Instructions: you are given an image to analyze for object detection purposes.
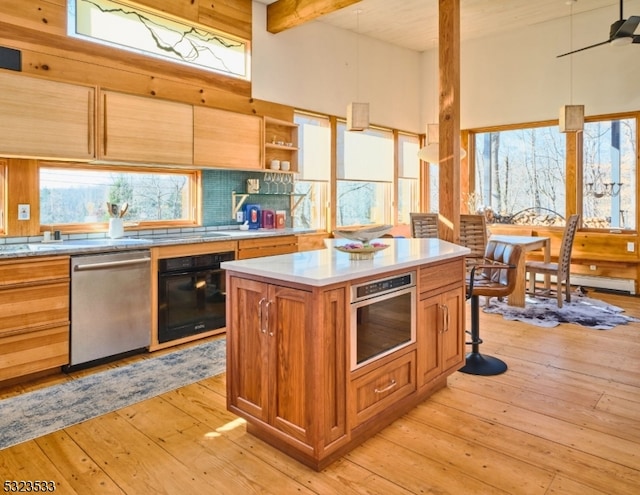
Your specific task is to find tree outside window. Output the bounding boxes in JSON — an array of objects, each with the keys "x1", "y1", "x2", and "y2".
[{"x1": 474, "y1": 125, "x2": 566, "y2": 225}]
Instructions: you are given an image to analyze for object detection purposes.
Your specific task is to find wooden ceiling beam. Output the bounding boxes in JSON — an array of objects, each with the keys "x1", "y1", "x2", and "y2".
[{"x1": 267, "y1": 0, "x2": 362, "y2": 34}]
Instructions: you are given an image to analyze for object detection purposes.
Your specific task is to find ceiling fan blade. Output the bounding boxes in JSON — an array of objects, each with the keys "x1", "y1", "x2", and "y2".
[
  {"x1": 613, "y1": 16, "x2": 640, "y2": 38},
  {"x1": 557, "y1": 40, "x2": 610, "y2": 58}
]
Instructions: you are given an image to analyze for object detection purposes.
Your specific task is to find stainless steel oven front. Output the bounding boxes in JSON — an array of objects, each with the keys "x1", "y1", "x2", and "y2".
[{"x1": 350, "y1": 271, "x2": 417, "y2": 371}]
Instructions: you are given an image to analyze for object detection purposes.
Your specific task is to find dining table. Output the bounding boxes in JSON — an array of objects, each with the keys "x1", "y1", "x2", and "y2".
[{"x1": 489, "y1": 234, "x2": 551, "y2": 307}]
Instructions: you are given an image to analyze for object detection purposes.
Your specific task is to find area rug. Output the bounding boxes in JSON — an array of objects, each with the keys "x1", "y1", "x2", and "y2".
[
  {"x1": 0, "y1": 338, "x2": 226, "y2": 451},
  {"x1": 483, "y1": 295, "x2": 640, "y2": 330}
]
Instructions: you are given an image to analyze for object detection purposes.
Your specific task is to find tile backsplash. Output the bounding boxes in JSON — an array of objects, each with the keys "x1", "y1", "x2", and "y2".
[{"x1": 202, "y1": 169, "x2": 292, "y2": 227}]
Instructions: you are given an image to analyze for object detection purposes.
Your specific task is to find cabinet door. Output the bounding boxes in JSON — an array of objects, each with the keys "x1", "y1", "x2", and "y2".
[
  {"x1": 0, "y1": 72, "x2": 94, "y2": 160},
  {"x1": 417, "y1": 293, "x2": 443, "y2": 386},
  {"x1": 227, "y1": 277, "x2": 269, "y2": 421},
  {"x1": 100, "y1": 91, "x2": 193, "y2": 164},
  {"x1": 440, "y1": 286, "x2": 465, "y2": 373},
  {"x1": 194, "y1": 107, "x2": 262, "y2": 169},
  {"x1": 417, "y1": 287, "x2": 466, "y2": 387},
  {"x1": 269, "y1": 285, "x2": 313, "y2": 444}
]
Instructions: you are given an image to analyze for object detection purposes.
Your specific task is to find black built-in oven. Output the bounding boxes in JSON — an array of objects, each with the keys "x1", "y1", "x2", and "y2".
[{"x1": 157, "y1": 251, "x2": 234, "y2": 343}]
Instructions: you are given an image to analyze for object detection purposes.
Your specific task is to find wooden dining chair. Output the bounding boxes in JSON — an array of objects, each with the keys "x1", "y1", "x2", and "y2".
[
  {"x1": 410, "y1": 212, "x2": 439, "y2": 238},
  {"x1": 526, "y1": 214, "x2": 580, "y2": 308},
  {"x1": 459, "y1": 214, "x2": 488, "y2": 270},
  {"x1": 460, "y1": 240, "x2": 523, "y2": 376}
]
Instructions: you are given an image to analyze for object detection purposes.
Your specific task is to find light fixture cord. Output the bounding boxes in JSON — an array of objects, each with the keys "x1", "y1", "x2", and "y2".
[{"x1": 569, "y1": 1, "x2": 574, "y2": 104}]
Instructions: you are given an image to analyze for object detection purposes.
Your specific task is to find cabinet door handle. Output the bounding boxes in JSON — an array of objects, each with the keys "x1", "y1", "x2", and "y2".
[
  {"x1": 375, "y1": 379, "x2": 397, "y2": 394},
  {"x1": 265, "y1": 300, "x2": 273, "y2": 336},
  {"x1": 258, "y1": 297, "x2": 267, "y2": 333},
  {"x1": 442, "y1": 304, "x2": 450, "y2": 333}
]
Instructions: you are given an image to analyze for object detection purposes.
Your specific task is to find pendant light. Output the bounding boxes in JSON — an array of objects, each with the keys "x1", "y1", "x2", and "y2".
[
  {"x1": 560, "y1": 0, "x2": 584, "y2": 133},
  {"x1": 417, "y1": 40, "x2": 466, "y2": 162},
  {"x1": 347, "y1": 9, "x2": 369, "y2": 131}
]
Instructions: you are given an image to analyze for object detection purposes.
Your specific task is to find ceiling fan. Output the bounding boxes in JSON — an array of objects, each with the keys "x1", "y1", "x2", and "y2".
[{"x1": 557, "y1": 0, "x2": 640, "y2": 57}]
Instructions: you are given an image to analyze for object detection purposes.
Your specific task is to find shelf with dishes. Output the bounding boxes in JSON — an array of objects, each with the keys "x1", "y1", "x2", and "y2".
[{"x1": 264, "y1": 116, "x2": 298, "y2": 172}]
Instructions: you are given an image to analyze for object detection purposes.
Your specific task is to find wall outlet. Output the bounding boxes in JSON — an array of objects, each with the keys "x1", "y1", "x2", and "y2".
[
  {"x1": 589, "y1": 265, "x2": 597, "y2": 271},
  {"x1": 627, "y1": 242, "x2": 635, "y2": 252},
  {"x1": 236, "y1": 211, "x2": 244, "y2": 223},
  {"x1": 18, "y1": 204, "x2": 30, "y2": 220}
]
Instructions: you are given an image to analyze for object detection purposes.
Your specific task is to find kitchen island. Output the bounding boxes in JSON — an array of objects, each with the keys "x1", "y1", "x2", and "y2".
[{"x1": 222, "y1": 238, "x2": 470, "y2": 470}]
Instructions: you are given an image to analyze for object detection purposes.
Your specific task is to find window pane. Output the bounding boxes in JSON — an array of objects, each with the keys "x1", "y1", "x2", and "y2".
[
  {"x1": 398, "y1": 133, "x2": 419, "y2": 178},
  {"x1": 398, "y1": 178, "x2": 419, "y2": 224},
  {"x1": 583, "y1": 118, "x2": 636, "y2": 229},
  {"x1": 40, "y1": 167, "x2": 193, "y2": 225},
  {"x1": 337, "y1": 123, "x2": 394, "y2": 181},
  {"x1": 295, "y1": 112, "x2": 330, "y2": 181},
  {"x1": 292, "y1": 181, "x2": 328, "y2": 230},
  {"x1": 474, "y1": 126, "x2": 566, "y2": 224},
  {"x1": 293, "y1": 112, "x2": 330, "y2": 229},
  {"x1": 69, "y1": 0, "x2": 249, "y2": 80},
  {"x1": 336, "y1": 181, "x2": 391, "y2": 226},
  {"x1": 336, "y1": 122, "x2": 393, "y2": 227}
]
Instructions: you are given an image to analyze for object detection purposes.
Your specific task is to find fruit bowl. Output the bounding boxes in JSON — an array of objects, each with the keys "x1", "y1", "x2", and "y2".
[{"x1": 334, "y1": 242, "x2": 389, "y2": 260}]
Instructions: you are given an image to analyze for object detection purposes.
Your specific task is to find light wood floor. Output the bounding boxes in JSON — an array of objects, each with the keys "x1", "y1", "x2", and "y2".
[{"x1": 1, "y1": 290, "x2": 639, "y2": 494}]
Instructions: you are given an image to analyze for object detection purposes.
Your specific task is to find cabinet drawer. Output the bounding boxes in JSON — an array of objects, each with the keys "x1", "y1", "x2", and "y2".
[
  {"x1": 0, "y1": 281, "x2": 70, "y2": 334},
  {"x1": 0, "y1": 325, "x2": 69, "y2": 382},
  {"x1": 0, "y1": 257, "x2": 69, "y2": 287},
  {"x1": 351, "y1": 351, "x2": 416, "y2": 426},
  {"x1": 419, "y1": 259, "x2": 464, "y2": 294},
  {"x1": 238, "y1": 236, "x2": 298, "y2": 259}
]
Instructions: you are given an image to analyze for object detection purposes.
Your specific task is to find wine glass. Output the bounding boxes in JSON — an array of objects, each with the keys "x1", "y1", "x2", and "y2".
[{"x1": 263, "y1": 172, "x2": 272, "y2": 194}]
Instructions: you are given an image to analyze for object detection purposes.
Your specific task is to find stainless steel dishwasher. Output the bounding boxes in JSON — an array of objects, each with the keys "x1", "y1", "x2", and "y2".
[{"x1": 70, "y1": 250, "x2": 152, "y2": 367}]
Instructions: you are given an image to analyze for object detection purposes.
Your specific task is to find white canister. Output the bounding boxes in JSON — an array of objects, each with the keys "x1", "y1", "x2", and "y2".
[
  {"x1": 270, "y1": 159, "x2": 281, "y2": 170},
  {"x1": 281, "y1": 161, "x2": 290, "y2": 171},
  {"x1": 108, "y1": 218, "x2": 124, "y2": 239}
]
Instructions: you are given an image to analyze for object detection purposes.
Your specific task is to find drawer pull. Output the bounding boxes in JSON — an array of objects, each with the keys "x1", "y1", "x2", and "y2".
[{"x1": 374, "y1": 379, "x2": 397, "y2": 394}]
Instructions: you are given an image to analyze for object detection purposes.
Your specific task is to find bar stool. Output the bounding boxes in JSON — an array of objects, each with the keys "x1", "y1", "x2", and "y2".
[{"x1": 459, "y1": 240, "x2": 523, "y2": 376}]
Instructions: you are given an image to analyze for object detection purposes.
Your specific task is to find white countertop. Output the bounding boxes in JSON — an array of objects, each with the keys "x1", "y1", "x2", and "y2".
[{"x1": 222, "y1": 238, "x2": 470, "y2": 286}]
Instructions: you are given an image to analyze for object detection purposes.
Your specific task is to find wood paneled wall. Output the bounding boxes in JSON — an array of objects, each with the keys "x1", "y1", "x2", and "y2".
[{"x1": 0, "y1": 0, "x2": 291, "y2": 120}]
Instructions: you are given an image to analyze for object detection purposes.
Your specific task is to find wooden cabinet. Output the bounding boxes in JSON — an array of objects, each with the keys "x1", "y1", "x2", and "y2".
[
  {"x1": 237, "y1": 235, "x2": 298, "y2": 259},
  {"x1": 0, "y1": 257, "x2": 70, "y2": 382},
  {"x1": 264, "y1": 116, "x2": 298, "y2": 172},
  {"x1": 417, "y1": 260, "x2": 466, "y2": 387},
  {"x1": 228, "y1": 277, "x2": 318, "y2": 445},
  {"x1": 297, "y1": 232, "x2": 328, "y2": 252},
  {"x1": 227, "y1": 274, "x2": 348, "y2": 468},
  {"x1": 194, "y1": 106, "x2": 262, "y2": 169},
  {"x1": 226, "y1": 254, "x2": 466, "y2": 470},
  {"x1": 99, "y1": 90, "x2": 193, "y2": 165},
  {"x1": 0, "y1": 72, "x2": 95, "y2": 160}
]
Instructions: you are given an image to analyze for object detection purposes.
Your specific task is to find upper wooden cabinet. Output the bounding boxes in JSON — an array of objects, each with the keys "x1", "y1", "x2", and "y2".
[
  {"x1": 0, "y1": 72, "x2": 95, "y2": 160},
  {"x1": 99, "y1": 90, "x2": 193, "y2": 165},
  {"x1": 194, "y1": 106, "x2": 262, "y2": 169}
]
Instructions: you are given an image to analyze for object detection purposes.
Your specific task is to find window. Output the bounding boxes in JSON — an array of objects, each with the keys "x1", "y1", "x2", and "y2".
[
  {"x1": 293, "y1": 112, "x2": 330, "y2": 230},
  {"x1": 39, "y1": 165, "x2": 197, "y2": 228},
  {"x1": 336, "y1": 123, "x2": 393, "y2": 227},
  {"x1": 582, "y1": 117, "x2": 636, "y2": 230},
  {"x1": 473, "y1": 125, "x2": 566, "y2": 225},
  {"x1": 68, "y1": 0, "x2": 249, "y2": 80},
  {"x1": 397, "y1": 133, "x2": 420, "y2": 224}
]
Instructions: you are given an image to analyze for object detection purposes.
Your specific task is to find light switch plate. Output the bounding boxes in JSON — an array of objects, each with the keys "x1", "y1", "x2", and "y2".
[
  {"x1": 18, "y1": 204, "x2": 30, "y2": 220},
  {"x1": 627, "y1": 242, "x2": 635, "y2": 252}
]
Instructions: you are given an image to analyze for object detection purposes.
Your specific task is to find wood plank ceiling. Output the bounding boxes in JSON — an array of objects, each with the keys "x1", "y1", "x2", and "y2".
[{"x1": 257, "y1": 0, "x2": 627, "y2": 52}]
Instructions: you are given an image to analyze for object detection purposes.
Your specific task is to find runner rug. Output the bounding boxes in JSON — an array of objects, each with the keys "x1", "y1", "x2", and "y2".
[
  {"x1": 0, "y1": 338, "x2": 226, "y2": 451},
  {"x1": 483, "y1": 294, "x2": 640, "y2": 330}
]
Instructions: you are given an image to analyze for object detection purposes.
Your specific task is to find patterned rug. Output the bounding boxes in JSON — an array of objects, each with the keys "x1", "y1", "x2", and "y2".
[
  {"x1": 483, "y1": 294, "x2": 640, "y2": 330},
  {"x1": 0, "y1": 338, "x2": 226, "y2": 451}
]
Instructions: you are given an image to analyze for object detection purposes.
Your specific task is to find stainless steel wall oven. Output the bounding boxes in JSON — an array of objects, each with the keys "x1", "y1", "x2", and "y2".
[
  {"x1": 350, "y1": 271, "x2": 417, "y2": 370},
  {"x1": 158, "y1": 251, "x2": 234, "y2": 343}
]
